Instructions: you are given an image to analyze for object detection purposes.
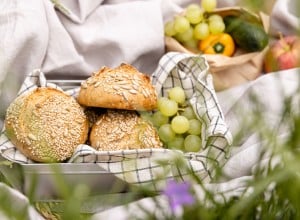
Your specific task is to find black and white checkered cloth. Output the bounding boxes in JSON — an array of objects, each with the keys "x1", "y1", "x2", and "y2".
[{"x1": 0, "y1": 52, "x2": 232, "y2": 189}]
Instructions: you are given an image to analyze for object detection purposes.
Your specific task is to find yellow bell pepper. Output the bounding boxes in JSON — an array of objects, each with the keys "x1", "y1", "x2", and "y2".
[{"x1": 198, "y1": 33, "x2": 235, "y2": 56}]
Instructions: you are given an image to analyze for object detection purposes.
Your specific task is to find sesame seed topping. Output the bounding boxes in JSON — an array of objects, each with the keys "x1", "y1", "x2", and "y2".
[{"x1": 5, "y1": 87, "x2": 88, "y2": 162}]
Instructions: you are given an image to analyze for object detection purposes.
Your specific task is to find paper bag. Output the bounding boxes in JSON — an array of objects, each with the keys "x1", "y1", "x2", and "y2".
[{"x1": 165, "y1": 7, "x2": 270, "y2": 91}]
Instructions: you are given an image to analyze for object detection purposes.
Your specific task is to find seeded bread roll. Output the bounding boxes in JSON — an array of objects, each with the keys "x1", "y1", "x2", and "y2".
[
  {"x1": 5, "y1": 87, "x2": 89, "y2": 163},
  {"x1": 84, "y1": 107, "x2": 106, "y2": 129},
  {"x1": 90, "y1": 110, "x2": 162, "y2": 151},
  {"x1": 77, "y1": 63, "x2": 158, "y2": 111}
]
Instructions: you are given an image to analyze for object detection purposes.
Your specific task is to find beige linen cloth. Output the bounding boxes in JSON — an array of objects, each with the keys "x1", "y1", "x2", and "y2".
[{"x1": 0, "y1": 0, "x2": 300, "y2": 219}]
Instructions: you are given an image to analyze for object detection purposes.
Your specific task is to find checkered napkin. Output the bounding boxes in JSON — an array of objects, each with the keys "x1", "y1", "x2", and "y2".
[{"x1": 0, "y1": 52, "x2": 232, "y2": 190}]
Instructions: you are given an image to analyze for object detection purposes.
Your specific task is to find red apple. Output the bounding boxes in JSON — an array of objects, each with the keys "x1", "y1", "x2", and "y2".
[{"x1": 264, "y1": 35, "x2": 300, "y2": 73}]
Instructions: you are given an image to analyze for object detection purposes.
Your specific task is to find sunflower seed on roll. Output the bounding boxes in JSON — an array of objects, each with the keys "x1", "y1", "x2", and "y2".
[{"x1": 77, "y1": 63, "x2": 158, "y2": 111}]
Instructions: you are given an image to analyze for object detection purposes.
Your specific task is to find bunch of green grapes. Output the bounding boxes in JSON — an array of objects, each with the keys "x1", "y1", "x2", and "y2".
[
  {"x1": 142, "y1": 87, "x2": 203, "y2": 152},
  {"x1": 164, "y1": 0, "x2": 225, "y2": 49}
]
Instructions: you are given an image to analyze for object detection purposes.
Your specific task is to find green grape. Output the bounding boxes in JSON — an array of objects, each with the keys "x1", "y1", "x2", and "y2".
[
  {"x1": 175, "y1": 26, "x2": 194, "y2": 43},
  {"x1": 158, "y1": 124, "x2": 176, "y2": 143},
  {"x1": 184, "y1": 134, "x2": 202, "y2": 152},
  {"x1": 152, "y1": 111, "x2": 169, "y2": 127},
  {"x1": 201, "y1": 0, "x2": 217, "y2": 12},
  {"x1": 139, "y1": 111, "x2": 154, "y2": 124},
  {"x1": 193, "y1": 22, "x2": 210, "y2": 40},
  {"x1": 180, "y1": 106, "x2": 197, "y2": 120},
  {"x1": 183, "y1": 38, "x2": 198, "y2": 49},
  {"x1": 174, "y1": 15, "x2": 191, "y2": 34},
  {"x1": 208, "y1": 14, "x2": 223, "y2": 23},
  {"x1": 186, "y1": 3, "x2": 201, "y2": 11},
  {"x1": 158, "y1": 98, "x2": 178, "y2": 117},
  {"x1": 167, "y1": 135, "x2": 185, "y2": 150},
  {"x1": 209, "y1": 19, "x2": 225, "y2": 34},
  {"x1": 188, "y1": 119, "x2": 202, "y2": 135},
  {"x1": 157, "y1": 97, "x2": 169, "y2": 109},
  {"x1": 164, "y1": 20, "x2": 177, "y2": 37},
  {"x1": 171, "y1": 115, "x2": 190, "y2": 134},
  {"x1": 168, "y1": 86, "x2": 186, "y2": 104},
  {"x1": 174, "y1": 32, "x2": 185, "y2": 43},
  {"x1": 185, "y1": 6, "x2": 204, "y2": 24}
]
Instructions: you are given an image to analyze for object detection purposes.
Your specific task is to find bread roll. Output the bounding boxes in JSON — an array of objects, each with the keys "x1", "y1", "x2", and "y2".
[
  {"x1": 84, "y1": 107, "x2": 106, "y2": 129},
  {"x1": 90, "y1": 110, "x2": 162, "y2": 151},
  {"x1": 5, "y1": 87, "x2": 89, "y2": 162},
  {"x1": 77, "y1": 63, "x2": 158, "y2": 111}
]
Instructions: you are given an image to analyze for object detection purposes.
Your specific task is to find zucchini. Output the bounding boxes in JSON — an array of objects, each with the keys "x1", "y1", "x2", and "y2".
[{"x1": 224, "y1": 15, "x2": 269, "y2": 52}]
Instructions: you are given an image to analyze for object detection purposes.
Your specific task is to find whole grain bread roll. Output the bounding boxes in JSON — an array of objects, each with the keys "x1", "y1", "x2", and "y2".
[
  {"x1": 77, "y1": 63, "x2": 158, "y2": 111},
  {"x1": 5, "y1": 87, "x2": 89, "y2": 163},
  {"x1": 89, "y1": 109, "x2": 162, "y2": 151}
]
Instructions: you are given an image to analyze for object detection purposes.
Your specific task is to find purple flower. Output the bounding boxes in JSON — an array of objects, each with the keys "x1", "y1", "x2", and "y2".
[{"x1": 163, "y1": 179, "x2": 195, "y2": 213}]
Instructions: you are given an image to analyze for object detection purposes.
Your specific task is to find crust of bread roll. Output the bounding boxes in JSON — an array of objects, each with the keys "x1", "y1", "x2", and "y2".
[
  {"x1": 5, "y1": 87, "x2": 89, "y2": 162},
  {"x1": 89, "y1": 109, "x2": 162, "y2": 151},
  {"x1": 77, "y1": 63, "x2": 158, "y2": 111}
]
